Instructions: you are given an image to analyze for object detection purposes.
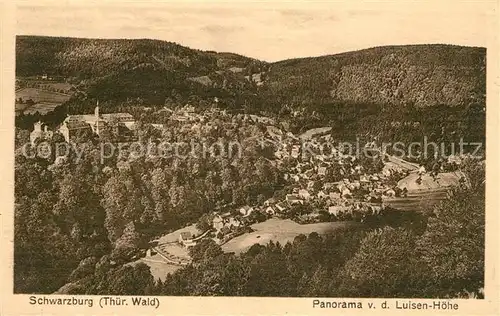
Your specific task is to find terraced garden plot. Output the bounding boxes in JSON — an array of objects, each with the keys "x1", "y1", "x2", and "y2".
[{"x1": 383, "y1": 171, "x2": 462, "y2": 212}]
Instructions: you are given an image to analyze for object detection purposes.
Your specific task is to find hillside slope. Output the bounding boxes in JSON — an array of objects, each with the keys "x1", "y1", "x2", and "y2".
[
  {"x1": 16, "y1": 36, "x2": 267, "y2": 108},
  {"x1": 264, "y1": 44, "x2": 486, "y2": 108},
  {"x1": 16, "y1": 37, "x2": 486, "y2": 110},
  {"x1": 16, "y1": 36, "x2": 264, "y2": 78}
]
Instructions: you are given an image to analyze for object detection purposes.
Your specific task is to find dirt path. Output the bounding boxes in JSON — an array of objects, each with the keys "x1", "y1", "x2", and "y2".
[{"x1": 385, "y1": 154, "x2": 419, "y2": 170}]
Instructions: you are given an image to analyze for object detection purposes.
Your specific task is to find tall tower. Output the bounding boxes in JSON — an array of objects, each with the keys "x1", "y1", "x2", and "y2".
[
  {"x1": 94, "y1": 100, "x2": 100, "y2": 119},
  {"x1": 30, "y1": 121, "x2": 44, "y2": 145},
  {"x1": 33, "y1": 121, "x2": 43, "y2": 132},
  {"x1": 95, "y1": 100, "x2": 100, "y2": 135}
]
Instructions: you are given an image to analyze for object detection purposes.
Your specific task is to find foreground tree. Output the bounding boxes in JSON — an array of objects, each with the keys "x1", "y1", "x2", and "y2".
[
  {"x1": 336, "y1": 227, "x2": 428, "y2": 297},
  {"x1": 417, "y1": 162, "x2": 485, "y2": 297}
]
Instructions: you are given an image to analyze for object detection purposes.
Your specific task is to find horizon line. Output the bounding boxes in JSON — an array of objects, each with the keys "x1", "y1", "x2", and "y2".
[{"x1": 15, "y1": 34, "x2": 487, "y2": 64}]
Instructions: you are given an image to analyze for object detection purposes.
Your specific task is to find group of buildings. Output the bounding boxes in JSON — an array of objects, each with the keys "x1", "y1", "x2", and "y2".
[
  {"x1": 172, "y1": 125, "x2": 412, "y2": 246},
  {"x1": 258, "y1": 127, "x2": 412, "y2": 220},
  {"x1": 30, "y1": 104, "x2": 136, "y2": 144}
]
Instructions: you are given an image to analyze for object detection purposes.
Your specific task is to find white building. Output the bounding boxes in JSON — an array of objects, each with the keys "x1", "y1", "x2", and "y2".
[
  {"x1": 59, "y1": 103, "x2": 135, "y2": 142},
  {"x1": 30, "y1": 121, "x2": 54, "y2": 144}
]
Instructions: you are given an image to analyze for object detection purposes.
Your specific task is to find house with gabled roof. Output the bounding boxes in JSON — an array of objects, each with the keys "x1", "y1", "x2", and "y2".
[
  {"x1": 239, "y1": 206, "x2": 254, "y2": 217},
  {"x1": 179, "y1": 232, "x2": 195, "y2": 248},
  {"x1": 298, "y1": 189, "x2": 311, "y2": 200},
  {"x1": 275, "y1": 202, "x2": 287, "y2": 214},
  {"x1": 318, "y1": 166, "x2": 327, "y2": 176},
  {"x1": 265, "y1": 206, "x2": 276, "y2": 216},
  {"x1": 286, "y1": 194, "x2": 303, "y2": 205}
]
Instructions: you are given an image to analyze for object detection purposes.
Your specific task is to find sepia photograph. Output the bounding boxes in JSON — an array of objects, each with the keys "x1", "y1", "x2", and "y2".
[{"x1": 4, "y1": 0, "x2": 497, "y2": 312}]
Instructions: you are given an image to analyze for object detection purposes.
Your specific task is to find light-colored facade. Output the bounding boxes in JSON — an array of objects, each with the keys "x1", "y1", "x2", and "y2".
[
  {"x1": 30, "y1": 121, "x2": 54, "y2": 144},
  {"x1": 58, "y1": 104, "x2": 135, "y2": 142}
]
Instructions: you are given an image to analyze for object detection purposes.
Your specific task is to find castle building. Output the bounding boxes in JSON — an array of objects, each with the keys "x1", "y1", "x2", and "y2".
[
  {"x1": 30, "y1": 121, "x2": 54, "y2": 144},
  {"x1": 59, "y1": 104, "x2": 135, "y2": 142},
  {"x1": 30, "y1": 102, "x2": 136, "y2": 144}
]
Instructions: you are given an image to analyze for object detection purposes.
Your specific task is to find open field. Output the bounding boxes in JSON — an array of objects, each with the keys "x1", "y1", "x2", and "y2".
[
  {"x1": 222, "y1": 218, "x2": 360, "y2": 255},
  {"x1": 188, "y1": 75, "x2": 213, "y2": 86},
  {"x1": 127, "y1": 253, "x2": 182, "y2": 281},
  {"x1": 16, "y1": 87, "x2": 71, "y2": 115},
  {"x1": 154, "y1": 224, "x2": 200, "y2": 244},
  {"x1": 21, "y1": 102, "x2": 61, "y2": 115},
  {"x1": 16, "y1": 87, "x2": 71, "y2": 103},
  {"x1": 299, "y1": 127, "x2": 332, "y2": 140},
  {"x1": 397, "y1": 171, "x2": 461, "y2": 191}
]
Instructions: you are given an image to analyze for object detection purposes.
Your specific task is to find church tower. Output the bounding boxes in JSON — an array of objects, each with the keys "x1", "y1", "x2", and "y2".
[
  {"x1": 95, "y1": 100, "x2": 101, "y2": 135},
  {"x1": 94, "y1": 100, "x2": 100, "y2": 119}
]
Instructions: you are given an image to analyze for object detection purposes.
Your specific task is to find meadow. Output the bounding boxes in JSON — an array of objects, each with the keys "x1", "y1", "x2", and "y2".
[
  {"x1": 15, "y1": 87, "x2": 71, "y2": 115},
  {"x1": 16, "y1": 87, "x2": 71, "y2": 103},
  {"x1": 222, "y1": 218, "x2": 360, "y2": 255}
]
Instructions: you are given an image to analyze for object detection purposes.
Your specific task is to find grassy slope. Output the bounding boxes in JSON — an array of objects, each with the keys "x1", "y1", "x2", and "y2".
[{"x1": 222, "y1": 218, "x2": 359, "y2": 254}]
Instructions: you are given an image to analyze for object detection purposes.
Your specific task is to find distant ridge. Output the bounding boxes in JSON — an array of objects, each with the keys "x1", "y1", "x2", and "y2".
[
  {"x1": 264, "y1": 44, "x2": 486, "y2": 107},
  {"x1": 16, "y1": 36, "x2": 486, "y2": 109}
]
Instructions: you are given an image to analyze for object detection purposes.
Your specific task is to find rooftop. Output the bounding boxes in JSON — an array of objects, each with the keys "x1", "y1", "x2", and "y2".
[
  {"x1": 64, "y1": 121, "x2": 92, "y2": 130},
  {"x1": 180, "y1": 232, "x2": 193, "y2": 240}
]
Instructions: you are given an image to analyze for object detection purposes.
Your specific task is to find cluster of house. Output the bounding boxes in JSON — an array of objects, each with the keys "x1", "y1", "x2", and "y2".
[
  {"x1": 201, "y1": 169, "x2": 402, "y2": 236},
  {"x1": 261, "y1": 127, "x2": 411, "y2": 220},
  {"x1": 152, "y1": 113, "x2": 469, "y2": 253},
  {"x1": 282, "y1": 175, "x2": 394, "y2": 217},
  {"x1": 210, "y1": 214, "x2": 238, "y2": 243},
  {"x1": 160, "y1": 114, "x2": 470, "y2": 253},
  {"x1": 200, "y1": 202, "x2": 286, "y2": 245},
  {"x1": 175, "y1": 126, "x2": 412, "y2": 237},
  {"x1": 197, "y1": 170, "x2": 400, "y2": 236},
  {"x1": 158, "y1": 104, "x2": 230, "y2": 123},
  {"x1": 234, "y1": 113, "x2": 276, "y2": 125}
]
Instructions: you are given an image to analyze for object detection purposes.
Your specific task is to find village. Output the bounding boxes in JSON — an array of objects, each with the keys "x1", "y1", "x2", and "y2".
[
  {"x1": 28, "y1": 102, "x2": 464, "y2": 230},
  {"x1": 121, "y1": 105, "x2": 466, "y2": 279},
  {"x1": 27, "y1": 103, "x2": 464, "y2": 246},
  {"x1": 24, "y1": 99, "x2": 467, "y2": 279}
]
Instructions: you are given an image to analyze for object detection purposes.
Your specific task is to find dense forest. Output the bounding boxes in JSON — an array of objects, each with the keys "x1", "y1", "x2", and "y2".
[
  {"x1": 263, "y1": 45, "x2": 485, "y2": 108},
  {"x1": 14, "y1": 109, "x2": 485, "y2": 296},
  {"x1": 16, "y1": 156, "x2": 484, "y2": 297},
  {"x1": 16, "y1": 37, "x2": 485, "y2": 113},
  {"x1": 15, "y1": 115, "x2": 285, "y2": 293}
]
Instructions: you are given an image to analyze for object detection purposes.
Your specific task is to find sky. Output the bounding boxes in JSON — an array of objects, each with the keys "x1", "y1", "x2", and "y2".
[{"x1": 16, "y1": 0, "x2": 496, "y2": 62}]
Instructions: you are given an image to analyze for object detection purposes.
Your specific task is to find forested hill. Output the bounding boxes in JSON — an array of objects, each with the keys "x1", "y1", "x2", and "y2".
[
  {"x1": 263, "y1": 44, "x2": 486, "y2": 108},
  {"x1": 16, "y1": 36, "x2": 267, "y2": 108},
  {"x1": 16, "y1": 36, "x2": 486, "y2": 110},
  {"x1": 16, "y1": 36, "x2": 264, "y2": 78}
]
